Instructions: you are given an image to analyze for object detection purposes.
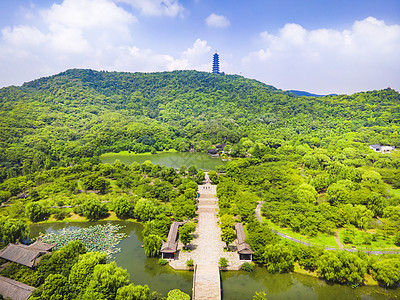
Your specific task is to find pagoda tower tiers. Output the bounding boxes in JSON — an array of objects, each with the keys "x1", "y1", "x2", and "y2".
[{"x1": 212, "y1": 52, "x2": 220, "y2": 74}]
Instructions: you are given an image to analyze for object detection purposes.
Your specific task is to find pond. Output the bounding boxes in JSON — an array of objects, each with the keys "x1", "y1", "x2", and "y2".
[
  {"x1": 100, "y1": 151, "x2": 227, "y2": 170},
  {"x1": 29, "y1": 221, "x2": 400, "y2": 300},
  {"x1": 29, "y1": 221, "x2": 193, "y2": 297}
]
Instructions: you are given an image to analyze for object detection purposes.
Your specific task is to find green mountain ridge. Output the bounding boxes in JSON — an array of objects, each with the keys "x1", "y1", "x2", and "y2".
[{"x1": 0, "y1": 69, "x2": 399, "y2": 180}]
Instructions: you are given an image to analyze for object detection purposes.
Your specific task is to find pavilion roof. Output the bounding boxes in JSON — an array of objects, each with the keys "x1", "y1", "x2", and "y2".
[
  {"x1": 0, "y1": 275, "x2": 34, "y2": 300},
  {"x1": 0, "y1": 242, "x2": 53, "y2": 268},
  {"x1": 235, "y1": 223, "x2": 254, "y2": 255}
]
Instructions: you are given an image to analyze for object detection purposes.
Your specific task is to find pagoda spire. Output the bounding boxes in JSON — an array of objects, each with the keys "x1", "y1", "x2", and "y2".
[{"x1": 212, "y1": 52, "x2": 220, "y2": 74}]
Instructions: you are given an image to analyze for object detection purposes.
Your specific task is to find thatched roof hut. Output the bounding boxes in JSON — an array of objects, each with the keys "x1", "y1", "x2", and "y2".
[{"x1": 0, "y1": 275, "x2": 34, "y2": 300}]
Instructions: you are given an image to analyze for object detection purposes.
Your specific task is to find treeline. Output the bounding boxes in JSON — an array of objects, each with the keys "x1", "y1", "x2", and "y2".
[
  {"x1": 0, "y1": 160, "x2": 201, "y2": 259},
  {"x1": 216, "y1": 137, "x2": 400, "y2": 287},
  {"x1": 1, "y1": 69, "x2": 399, "y2": 181}
]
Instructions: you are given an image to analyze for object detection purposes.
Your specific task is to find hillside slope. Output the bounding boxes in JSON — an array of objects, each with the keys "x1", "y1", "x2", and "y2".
[{"x1": 0, "y1": 69, "x2": 399, "y2": 180}]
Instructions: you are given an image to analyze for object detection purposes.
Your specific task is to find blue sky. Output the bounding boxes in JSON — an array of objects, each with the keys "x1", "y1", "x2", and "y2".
[{"x1": 0, "y1": 0, "x2": 399, "y2": 94}]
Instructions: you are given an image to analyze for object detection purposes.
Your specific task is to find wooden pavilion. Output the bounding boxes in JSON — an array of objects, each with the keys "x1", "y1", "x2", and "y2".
[
  {"x1": 0, "y1": 275, "x2": 34, "y2": 300},
  {"x1": 0, "y1": 241, "x2": 56, "y2": 268},
  {"x1": 160, "y1": 221, "x2": 186, "y2": 259},
  {"x1": 235, "y1": 223, "x2": 254, "y2": 261}
]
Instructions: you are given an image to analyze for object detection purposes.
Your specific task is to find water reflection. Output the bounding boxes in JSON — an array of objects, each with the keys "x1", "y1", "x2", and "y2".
[
  {"x1": 101, "y1": 152, "x2": 227, "y2": 170},
  {"x1": 29, "y1": 222, "x2": 400, "y2": 300}
]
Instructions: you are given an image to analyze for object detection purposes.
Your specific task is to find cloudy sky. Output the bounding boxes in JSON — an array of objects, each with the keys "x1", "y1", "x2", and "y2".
[{"x1": 0, "y1": 0, "x2": 399, "y2": 94}]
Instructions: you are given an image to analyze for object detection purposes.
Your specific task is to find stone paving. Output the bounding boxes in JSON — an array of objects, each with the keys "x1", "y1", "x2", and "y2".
[
  {"x1": 169, "y1": 183, "x2": 243, "y2": 271},
  {"x1": 169, "y1": 181, "x2": 245, "y2": 299}
]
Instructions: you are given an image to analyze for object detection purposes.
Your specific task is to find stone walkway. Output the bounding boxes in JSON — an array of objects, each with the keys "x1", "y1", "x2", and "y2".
[
  {"x1": 169, "y1": 181, "x2": 244, "y2": 299},
  {"x1": 169, "y1": 183, "x2": 242, "y2": 270}
]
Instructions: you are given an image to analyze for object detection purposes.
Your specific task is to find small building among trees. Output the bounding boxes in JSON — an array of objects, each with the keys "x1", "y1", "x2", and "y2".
[
  {"x1": 0, "y1": 275, "x2": 35, "y2": 300},
  {"x1": 160, "y1": 221, "x2": 186, "y2": 259},
  {"x1": 235, "y1": 223, "x2": 253, "y2": 261},
  {"x1": 0, "y1": 240, "x2": 56, "y2": 268},
  {"x1": 369, "y1": 144, "x2": 395, "y2": 154}
]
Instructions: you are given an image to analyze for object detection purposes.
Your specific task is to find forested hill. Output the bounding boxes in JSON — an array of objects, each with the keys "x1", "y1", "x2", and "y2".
[{"x1": 0, "y1": 69, "x2": 399, "y2": 180}]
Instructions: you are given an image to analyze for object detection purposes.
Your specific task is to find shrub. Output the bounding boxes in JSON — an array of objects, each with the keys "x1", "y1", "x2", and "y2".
[
  {"x1": 158, "y1": 259, "x2": 168, "y2": 266},
  {"x1": 186, "y1": 259, "x2": 194, "y2": 267},
  {"x1": 219, "y1": 257, "x2": 228, "y2": 268},
  {"x1": 241, "y1": 262, "x2": 254, "y2": 272}
]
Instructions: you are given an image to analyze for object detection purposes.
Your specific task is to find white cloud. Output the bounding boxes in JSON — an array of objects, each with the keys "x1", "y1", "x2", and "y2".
[
  {"x1": 114, "y1": 38, "x2": 211, "y2": 72},
  {"x1": 0, "y1": 0, "x2": 137, "y2": 86},
  {"x1": 117, "y1": 0, "x2": 185, "y2": 17},
  {"x1": 242, "y1": 17, "x2": 400, "y2": 94},
  {"x1": 2, "y1": 25, "x2": 46, "y2": 46},
  {"x1": 205, "y1": 13, "x2": 230, "y2": 28}
]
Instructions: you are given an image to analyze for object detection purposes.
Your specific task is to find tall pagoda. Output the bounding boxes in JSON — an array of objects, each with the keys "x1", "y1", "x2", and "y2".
[{"x1": 212, "y1": 52, "x2": 220, "y2": 74}]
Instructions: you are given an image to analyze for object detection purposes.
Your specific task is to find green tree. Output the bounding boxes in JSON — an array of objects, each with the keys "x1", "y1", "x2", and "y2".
[
  {"x1": 82, "y1": 198, "x2": 108, "y2": 221},
  {"x1": 373, "y1": 258, "x2": 400, "y2": 288},
  {"x1": 116, "y1": 284, "x2": 150, "y2": 300},
  {"x1": 167, "y1": 289, "x2": 190, "y2": 300},
  {"x1": 188, "y1": 165, "x2": 197, "y2": 177},
  {"x1": 196, "y1": 169, "x2": 205, "y2": 184},
  {"x1": 221, "y1": 227, "x2": 236, "y2": 249},
  {"x1": 317, "y1": 251, "x2": 367, "y2": 286},
  {"x1": 69, "y1": 252, "x2": 107, "y2": 296},
  {"x1": 0, "y1": 217, "x2": 29, "y2": 243},
  {"x1": 25, "y1": 202, "x2": 47, "y2": 222},
  {"x1": 143, "y1": 234, "x2": 163, "y2": 257},
  {"x1": 179, "y1": 222, "x2": 196, "y2": 249},
  {"x1": 219, "y1": 214, "x2": 235, "y2": 230},
  {"x1": 208, "y1": 170, "x2": 219, "y2": 184},
  {"x1": 92, "y1": 177, "x2": 110, "y2": 193},
  {"x1": 263, "y1": 244, "x2": 294, "y2": 273},
  {"x1": 113, "y1": 197, "x2": 134, "y2": 219},
  {"x1": 82, "y1": 262, "x2": 129, "y2": 300},
  {"x1": 31, "y1": 274, "x2": 72, "y2": 300},
  {"x1": 134, "y1": 199, "x2": 162, "y2": 221}
]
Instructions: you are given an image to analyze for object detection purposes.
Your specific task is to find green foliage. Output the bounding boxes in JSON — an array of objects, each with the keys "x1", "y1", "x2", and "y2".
[
  {"x1": 178, "y1": 222, "x2": 196, "y2": 249},
  {"x1": 30, "y1": 274, "x2": 72, "y2": 300},
  {"x1": 196, "y1": 169, "x2": 205, "y2": 184},
  {"x1": 135, "y1": 199, "x2": 162, "y2": 221},
  {"x1": 263, "y1": 244, "x2": 294, "y2": 273},
  {"x1": 82, "y1": 262, "x2": 130, "y2": 300},
  {"x1": 219, "y1": 257, "x2": 228, "y2": 268},
  {"x1": 372, "y1": 257, "x2": 400, "y2": 288},
  {"x1": 0, "y1": 217, "x2": 29, "y2": 243},
  {"x1": 221, "y1": 227, "x2": 236, "y2": 249},
  {"x1": 253, "y1": 291, "x2": 268, "y2": 300},
  {"x1": 246, "y1": 222, "x2": 277, "y2": 262},
  {"x1": 208, "y1": 170, "x2": 219, "y2": 184},
  {"x1": 25, "y1": 202, "x2": 47, "y2": 222},
  {"x1": 241, "y1": 262, "x2": 254, "y2": 272},
  {"x1": 186, "y1": 259, "x2": 194, "y2": 267},
  {"x1": 158, "y1": 259, "x2": 168, "y2": 266},
  {"x1": 81, "y1": 198, "x2": 108, "y2": 221},
  {"x1": 113, "y1": 196, "x2": 135, "y2": 218},
  {"x1": 116, "y1": 284, "x2": 150, "y2": 300},
  {"x1": 317, "y1": 251, "x2": 367, "y2": 286},
  {"x1": 143, "y1": 234, "x2": 163, "y2": 257},
  {"x1": 167, "y1": 289, "x2": 190, "y2": 300}
]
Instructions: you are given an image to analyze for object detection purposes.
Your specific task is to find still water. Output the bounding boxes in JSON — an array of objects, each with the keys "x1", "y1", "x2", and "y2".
[
  {"x1": 30, "y1": 221, "x2": 400, "y2": 300},
  {"x1": 101, "y1": 152, "x2": 227, "y2": 170}
]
